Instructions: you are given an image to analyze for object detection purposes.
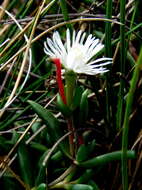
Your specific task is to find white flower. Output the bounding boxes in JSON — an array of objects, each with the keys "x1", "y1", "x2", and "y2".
[{"x1": 44, "y1": 29, "x2": 112, "y2": 75}]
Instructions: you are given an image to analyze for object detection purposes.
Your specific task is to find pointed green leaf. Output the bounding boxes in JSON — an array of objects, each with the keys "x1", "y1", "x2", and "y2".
[
  {"x1": 28, "y1": 100, "x2": 69, "y2": 156},
  {"x1": 66, "y1": 184, "x2": 93, "y2": 190},
  {"x1": 77, "y1": 150, "x2": 135, "y2": 168},
  {"x1": 79, "y1": 89, "x2": 89, "y2": 124},
  {"x1": 76, "y1": 140, "x2": 96, "y2": 162},
  {"x1": 18, "y1": 143, "x2": 33, "y2": 187},
  {"x1": 71, "y1": 86, "x2": 83, "y2": 110},
  {"x1": 57, "y1": 94, "x2": 72, "y2": 117},
  {"x1": 28, "y1": 100, "x2": 62, "y2": 141}
]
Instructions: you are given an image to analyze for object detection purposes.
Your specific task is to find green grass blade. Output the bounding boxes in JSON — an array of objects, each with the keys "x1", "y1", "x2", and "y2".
[
  {"x1": 116, "y1": 0, "x2": 126, "y2": 130},
  {"x1": 122, "y1": 48, "x2": 142, "y2": 190},
  {"x1": 105, "y1": 0, "x2": 112, "y2": 124},
  {"x1": 59, "y1": 0, "x2": 72, "y2": 30}
]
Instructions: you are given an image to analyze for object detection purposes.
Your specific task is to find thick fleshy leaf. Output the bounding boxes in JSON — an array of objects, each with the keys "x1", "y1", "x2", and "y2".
[
  {"x1": 79, "y1": 89, "x2": 89, "y2": 124},
  {"x1": 28, "y1": 100, "x2": 63, "y2": 141},
  {"x1": 28, "y1": 100, "x2": 69, "y2": 156},
  {"x1": 76, "y1": 140, "x2": 96, "y2": 162},
  {"x1": 36, "y1": 183, "x2": 47, "y2": 190},
  {"x1": 57, "y1": 94, "x2": 72, "y2": 117},
  {"x1": 75, "y1": 169, "x2": 94, "y2": 184},
  {"x1": 76, "y1": 150, "x2": 135, "y2": 168},
  {"x1": 65, "y1": 184, "x2": 93, "y2": 190},
  {"x1": 71, "y1": 86, "x2": 83, "y2": 110},
  {"x1": 18, "y1": 143, "x2": 33, "y2": 187}
]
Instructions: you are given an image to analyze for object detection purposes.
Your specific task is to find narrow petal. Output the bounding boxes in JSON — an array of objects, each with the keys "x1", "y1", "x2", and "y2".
[
  {"x1": 44, "y1": 41, "x2": 55, "y2": 57},
  {"x1": 80, "y1": 31, "x2": 86, "y2": 44},
  {"x1": 66, "y1": 28, "x2": 71, "y2": 52},
  {"x1": 53, "y1": 32, "x2": 67, "y2": 55},
  {"x1": 72, "y1": 30, "x2": 76, "y2": 46},
  {"x1": 47, "y1": 38, "x2": 61, "y2": 57},
  {"x1": 84, "y1": 34, "x2": 94, "y2": 48},
  {"x1": 93, "y1": 43, "x2": 104, "y2": 53},
  {"x1": 88, "y1": 57, "x2": 112, "y2": 66},
  {"x1": 44, "y1": 47, "x2": 54, "y2": 57},
  {"x1": 86, "y1": 39, "x2": 100, "y2": 54},
  {"x1": 75, "y1": 30, "x2": 83, "y2": 44},
  {"x1": 44, "y1": 29, "x2": 112, "y2": 76}
]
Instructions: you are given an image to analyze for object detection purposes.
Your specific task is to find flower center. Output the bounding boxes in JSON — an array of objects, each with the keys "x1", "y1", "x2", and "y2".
[
  {"x1": 70, "y1": 44, "x2": 85, "y2": 61},
  {"x1": 67, "y1": 44, "x2": 86, "y2": 70}
]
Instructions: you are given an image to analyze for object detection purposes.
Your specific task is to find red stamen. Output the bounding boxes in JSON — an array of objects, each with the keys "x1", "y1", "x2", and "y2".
[{"x1": 52, "y1": 58, "x2": 67, "y2": 104}]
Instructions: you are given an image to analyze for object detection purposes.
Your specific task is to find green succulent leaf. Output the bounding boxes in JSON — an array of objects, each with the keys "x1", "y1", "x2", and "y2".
[
  {"x1": 76, "y1": 144, "x2": 89, "y2": 162},
  {"x1": 28, "y1": 100, "x2": 62, "y2": 141},
  {"x1": 76, "y1": 140, "x2": 96, "y2": 162},
  {"x1": 79, "y1": 89, "x2": 89, "y2": 124},
  {"x1": 28, "y1": 100, "x2": 69, "y2": 156},
  {"x1": 37, "y1": 183, "x2": 47, "y2": 190},
  {"x1": 66, "y1": 184, "x2": 93, "y2": 190},
  {"x1": 77, "y1": 150, "x2": 135, "y2": 168},
  {"x1": 33, "y1": 183, "x2": 47, "y2": 190},
  {"x1": 18, "y1": 143, "x2": 33, "y2": 187},
  {"x1": 75, "y1": 169, "x2": 94, "y2": 184},
  {"x1": 71, "y1": 86, "x2": 84, "y2": 110},
  {"x1": 57, "y1": 94, "x2": 72, "y2": 117}
]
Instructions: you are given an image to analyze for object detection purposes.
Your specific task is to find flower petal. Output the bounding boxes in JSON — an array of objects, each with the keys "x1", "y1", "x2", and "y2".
[
  {"x1": 75, "y1": 30, "x2": 83, "y2": 44},
  {"x1": 66, "y1": 28, "x2": 71, "y2": 52},
  {"x1": 44, "y1": 29, "x2": 112, "y2": 76}
]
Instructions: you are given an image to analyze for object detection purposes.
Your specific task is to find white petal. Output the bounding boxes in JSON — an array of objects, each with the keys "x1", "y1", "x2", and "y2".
[
  {"x1": 44, "y1": 29, "x2": 112, "y2": 76},
  {"x1": 44, "y1": 47, "x2": 54, "y2": 57},
  {"x1": 47, "y1": 38, "x2": 61, "y2": 57},
  {"x1": 86, "y1": 39, "x2": 100, "y2": 53},
  {"x1": 44, "y1": 41, "x2": 55, "y2": 57},
  {"x1": 72, "y1": 30, "x2": 76, "y2": 46},
  {"x1": 88, "y1": 57, "x2": 112, "y2": 66},
  {"x1": 53, "y1": 32, "x2": 67, "y2": 55},
  {"x1": 80, "y1": 31, "x2": 86, "y2": 44},
  {"x1": 84, "y1": 39, "x2": 101, "y2": 62},
  {"x1": 84, "y1": 34, "x2": 94, "y2": 48},
  {"x1": 90, "y1": 43, "x2": 104, "y2": 58},
  {"x1": 75, "y1": 30, "x2": 83, "y2": 44},
  {"x1": 66, "y1": 28, "x2": 71, "y2": 52}
]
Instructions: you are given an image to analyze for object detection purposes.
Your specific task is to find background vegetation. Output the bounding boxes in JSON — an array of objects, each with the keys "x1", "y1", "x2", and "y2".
[{"x1": 0, "y1": 0, "x2": 142, "y2": 190}]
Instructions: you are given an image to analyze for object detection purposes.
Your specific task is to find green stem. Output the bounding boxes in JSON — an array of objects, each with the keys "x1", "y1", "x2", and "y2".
[
  {"x1": 67, "y1": 117, "x2": 74, "y2": 157},
  {"x1": 105, "y1": 0, "x2": 112, "y2": 124},
  {"x1": 59, "y1": 0, "x2": 72, "y2": 30},
  {"x1": 65, "y1": 70, "x2": 77, "y2": 156},
  {"x1": 116, "y1": 0, "x2": 126, "y2": 130},
  {"x1": 122, "y1": 48, "x2": 142, "y2": 190},
  {"x1": 105, "y1": 0, "x2": 112, "y2": 57},
  {"x1": 65, "y1": 70, "x2": 77, "y2": 107}
]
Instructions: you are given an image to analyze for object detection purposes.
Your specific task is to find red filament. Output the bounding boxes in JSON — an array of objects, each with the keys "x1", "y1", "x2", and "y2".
[{"x1": 52, "y1": 58, "x2": 67, "y2": 104}]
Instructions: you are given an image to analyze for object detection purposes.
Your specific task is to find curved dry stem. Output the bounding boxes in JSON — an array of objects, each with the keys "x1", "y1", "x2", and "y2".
[
  {"x1": 0, "y1": 0, "x2": 53, "y2": 116},
  {"x1": 0, "y1": 6, "x2": 32, "y2": 117},
  {"x1": 0, "y1": 17, "x2": 121, "y2": 72},
  {"x1": 42, "y1": 131, "x2": 72, "y2": 166},
  {"x1": 48, "y1": 165, "x2": 75, "y2": 187},
  {"x1": 0, "y1": 0, "x2": 9, "y2": 19},
  {"x1": 0, "y1": 0, "x2": 56, "y2": 58}
]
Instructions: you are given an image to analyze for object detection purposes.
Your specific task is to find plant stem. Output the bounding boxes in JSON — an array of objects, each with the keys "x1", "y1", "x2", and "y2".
[
  {"x1": 105, "y1": 0, "x2": 112, "y2": 124},
  {"x1": 122, "y1": 48, "x2": 142, "y2": 190},
  {"x1": 67, "y1": 117, "x2": 74, "y2": 157},
  {"x1": 65, "y1": 70, "x2": 77, "y2": 107},
  {"x1": 53, "y1": 58, "x2": 67, "y2": 104},
  {"x1": 116, "y1": 0, "x2": 126, "y2": 129},
  {"x1": 59, "y1": 0, "x2": 72, "y2": 30},
  {"x1": 65, "y1": 70, "x2": 77, "y2": 156},
  {"x1": 105, "y1": 0, "x2": 112, "y2": 57}
]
